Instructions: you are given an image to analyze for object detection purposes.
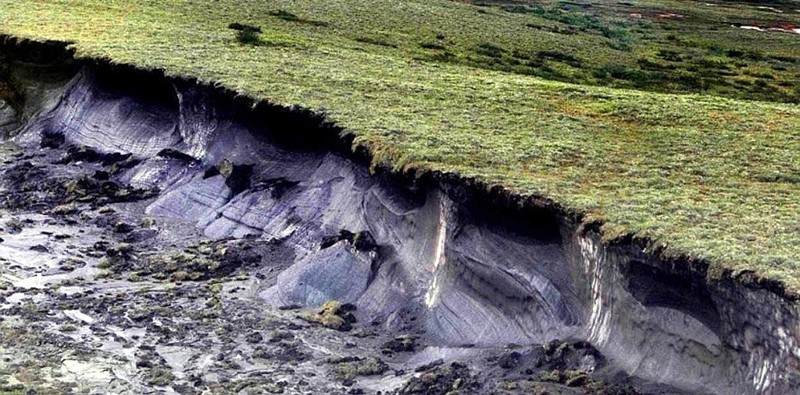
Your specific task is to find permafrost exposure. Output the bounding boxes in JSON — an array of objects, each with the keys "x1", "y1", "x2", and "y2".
[{"x1": 0, "y1": 39, "x2": 798, "y2": 394}]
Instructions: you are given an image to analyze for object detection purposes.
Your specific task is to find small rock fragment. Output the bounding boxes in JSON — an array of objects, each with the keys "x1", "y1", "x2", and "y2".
[
  {"x1": 245, "y1": 332, "x2": 264, "y2": 344},
  {"x1": 498, "y1": 351, "x2": 522, "y2": 369},
  {"x1": 382, "y1": 335, "x2": 416, "y2": 354}
]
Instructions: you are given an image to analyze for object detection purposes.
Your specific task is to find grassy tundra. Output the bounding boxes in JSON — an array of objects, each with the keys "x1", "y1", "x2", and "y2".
[{"x1": 1, "y1": 0, "x2": 799, "y2": 292}]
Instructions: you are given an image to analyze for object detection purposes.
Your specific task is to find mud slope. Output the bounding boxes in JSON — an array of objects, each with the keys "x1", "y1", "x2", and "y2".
[{"x1": 0, "y1": 39, "x2": 798, "y2": 394}]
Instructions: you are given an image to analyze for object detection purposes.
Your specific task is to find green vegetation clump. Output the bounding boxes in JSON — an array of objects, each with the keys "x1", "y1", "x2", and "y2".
[
  {"x1": 1, "y1": 0, "x2": 800, "y2": 293},
  {"x1": 229, "y1": 22, "x2": 263, "y2": 45},
  {"x1": 300, "y1": 301, "x2": 357, "y2": 331},
  {"x1": 329, "y1": 356, "x2": 389, "y2": 381},
  {"x1": 145, "y1": 367, "x2": 175, "y2": 387}
]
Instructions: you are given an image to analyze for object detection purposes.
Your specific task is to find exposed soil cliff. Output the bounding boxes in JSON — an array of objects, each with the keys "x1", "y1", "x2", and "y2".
[{"x1": 0, "y1": 37, "x2": 797, "y2": 394}]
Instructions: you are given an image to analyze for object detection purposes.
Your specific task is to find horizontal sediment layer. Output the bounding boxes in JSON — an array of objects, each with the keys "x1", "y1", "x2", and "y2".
[{"x1": 1, "y1": 36, "x2": 798, "y2": 394}]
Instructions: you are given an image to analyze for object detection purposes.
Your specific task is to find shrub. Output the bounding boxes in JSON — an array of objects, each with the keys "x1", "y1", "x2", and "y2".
[
  {"x1": 771, "y1": 55, "x2": 798, "y2": 64},
  {"x1": 476, "y1": 42, "x2": 506, "y2": 58},
  {"x1": 754, "y1": 79, "x2": 770, "y2": 88},
  {"x1": 657, "y1": 49, "x2": 682, "y2": 62},
  {"x1": 726, "y1": 48, "x2": 764, "y2": 61},
  {"x1": 511, "y1": 49, "x2": 532, "y2": 60},
  {"x1": 744, "y1": 70, "x2": 776, "y2": 80},
  {"x1": 637, "y1": 58, "x2": 675, "y2": 71},
  {"x1": 229, "y1": 22, "x2": 263, "y2": 46},
  {"x1": 236, "y1": 30, "x2": 262, "y2": 46},
  {"x1": 228, "y1": 22, "x2": 262, "y2": 33},
  {"x1": 501, "y1": 5, "x2": 534, "y2": 14},
  {"x1": 420, "y1": 42, "x2": 446, "y2": 50},
  {"x1": 694, "y1": 57, "x2": 731, "y2": 70},
  {"x1": 537, "y1": 50, "x2": 583, "y2": 68}
]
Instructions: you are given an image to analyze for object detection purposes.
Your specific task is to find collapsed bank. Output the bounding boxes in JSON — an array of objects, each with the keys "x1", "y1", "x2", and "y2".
[{"x1": 0, "y1": 37, "x2": 798, "y2": 394}]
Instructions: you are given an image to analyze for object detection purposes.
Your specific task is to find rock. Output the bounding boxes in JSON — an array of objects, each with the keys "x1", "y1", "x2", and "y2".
[
  {"x1": 58, "y1": 258, "x2": 85, "y2": 272},
  {"x1": 382, "y1": 335, "x2": 416, "y2": 354},
  {"x1": 497, "y1": 351, "x2": 521, "y2": 369},
  {"x1": 414, "y1": 359, "x2": 443, "y2": 373},
  {"x1": 253, "y1": 342, "x2": 310, "y2": 363},
  {"x1": 124, "y1": 229, "x2": 158, "y2": 243},
  {"x1": 268, "y1": 331, "x2": 295, "y2": 343},
  {"x1": 245, "y1": 332, "x2": 263, "y2": 344},
  {"x1": 114, "y1": 221, "x2": 134, "y2": 233},
  {"x1": 29, "y1": 244, "x2": 49, "y2": 253},
  {"x1": 139, "y1": 217, "x2": 156, "y2": 228},
  {"x1": 538, "y1": 340, "x2": 605, "y2": 372},
  {"x1": 47, "y1": 203, "x2": 79, "y2": 215},
  {"x1": 398, "y1": 362, "x2": 477, "y2": 394},
  {"x1": 4, "y1": 218, "x2": 22, "y2": 234},
  {"x1": 156, "y1": 148, "x2": 196, "y2": 163},
  {"x1": 135, "y1": 359, "x2": 153, "y2": 369}
]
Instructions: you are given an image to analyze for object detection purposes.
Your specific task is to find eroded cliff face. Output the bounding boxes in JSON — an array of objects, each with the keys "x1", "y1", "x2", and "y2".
[{"x1": 0, "y1": 40, "x2": 797, "y2": 394}]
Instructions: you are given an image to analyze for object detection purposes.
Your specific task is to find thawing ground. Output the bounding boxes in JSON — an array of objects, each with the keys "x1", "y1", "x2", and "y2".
[{"x1": 0, "y1": 140, "x2": 677, "y2": 395}]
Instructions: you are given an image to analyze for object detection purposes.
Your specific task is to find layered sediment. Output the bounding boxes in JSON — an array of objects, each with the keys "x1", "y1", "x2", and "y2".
[{"x1": 0, "y1": 38, "x2": 797, "y2": 394}]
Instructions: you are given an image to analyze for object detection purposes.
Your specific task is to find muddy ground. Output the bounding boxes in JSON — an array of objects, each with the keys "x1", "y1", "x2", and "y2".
[{"x1": 0, "y1": 139, "x2": 685, "y2": 395}]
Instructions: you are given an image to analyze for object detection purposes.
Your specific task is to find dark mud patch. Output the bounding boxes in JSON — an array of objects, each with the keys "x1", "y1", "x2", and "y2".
[{"x1": 0, "y1": 159, "x2": 157, "y2": 211}]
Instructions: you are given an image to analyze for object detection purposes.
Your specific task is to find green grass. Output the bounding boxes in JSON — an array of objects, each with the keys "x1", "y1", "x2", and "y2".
[
  {"x1": 0, "y1": 0, "x2": 799, "y2": 294},
  {"x1": 462, "y1": 0, "x2": 800, "y2": 102}
]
